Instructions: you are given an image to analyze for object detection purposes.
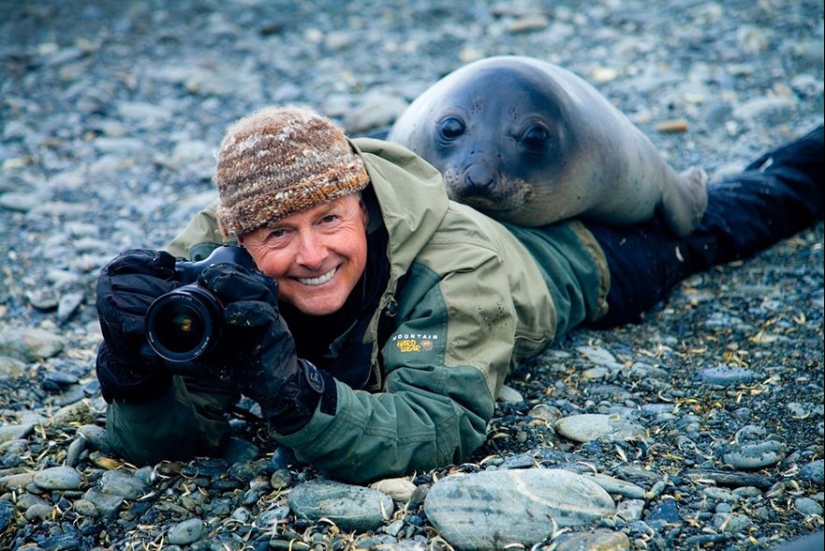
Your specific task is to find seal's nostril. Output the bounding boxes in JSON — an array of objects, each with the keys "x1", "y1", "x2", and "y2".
[{"x1": 465, "y1": 165, "x2": 497, "y2": 193}]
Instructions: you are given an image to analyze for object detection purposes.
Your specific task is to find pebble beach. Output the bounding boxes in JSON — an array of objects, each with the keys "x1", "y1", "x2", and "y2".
[{"x1": 1, "y1": 1, "x2": 823, "y2": 550}]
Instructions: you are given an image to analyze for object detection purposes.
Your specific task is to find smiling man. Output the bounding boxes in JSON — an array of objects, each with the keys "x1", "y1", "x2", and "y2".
[{"x1": 94, "y1": 106, "x2": 823, "y2": 482}]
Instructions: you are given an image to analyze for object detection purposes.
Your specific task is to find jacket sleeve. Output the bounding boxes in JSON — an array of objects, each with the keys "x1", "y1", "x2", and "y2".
[
  {"x1": 276, "y1": 255, "x2": 518, "y2": 483},
  {"x1": 105, "y1": 377, "x2": 237, "y2": 465},
  {"x1": 164, "y1": 197, "x2": 227, "y2": 259}
]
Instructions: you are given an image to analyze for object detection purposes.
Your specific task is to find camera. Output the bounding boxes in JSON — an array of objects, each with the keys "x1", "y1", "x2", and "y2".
[{"x1": 145, "y1": 245, "x2": 262, "y2": 364}]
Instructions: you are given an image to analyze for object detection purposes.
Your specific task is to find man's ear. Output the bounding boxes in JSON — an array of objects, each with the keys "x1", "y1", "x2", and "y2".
[{"x1": 359, "y1": 198, "x2": 370, "y2": 228}]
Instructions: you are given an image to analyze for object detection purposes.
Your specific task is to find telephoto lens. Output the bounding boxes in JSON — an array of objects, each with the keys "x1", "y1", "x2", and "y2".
[
  {"x1": 145, "y1": 245, "x2": 258, "y2": 363},
  {"x1": 144, "y1": 284, "x2": 223, "y2": 363}
]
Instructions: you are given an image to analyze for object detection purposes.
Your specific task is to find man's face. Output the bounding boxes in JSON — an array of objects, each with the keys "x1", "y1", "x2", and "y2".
[{"x1": 240, "y1": 193, "x2": 370, "y2": 316}]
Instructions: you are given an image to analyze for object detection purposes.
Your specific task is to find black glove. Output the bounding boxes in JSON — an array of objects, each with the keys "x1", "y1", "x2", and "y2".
[
  {"x1": 95, "y1": 249, "x2": 180, "y2": 402},
  {"x1": 198, "y1": 263, "x2": 332, "y2": 433}
]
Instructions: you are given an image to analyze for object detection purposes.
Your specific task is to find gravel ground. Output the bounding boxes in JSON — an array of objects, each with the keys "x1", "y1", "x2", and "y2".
[{"x1": 0, "y1": 0, "x2": 823, "y2": 550}]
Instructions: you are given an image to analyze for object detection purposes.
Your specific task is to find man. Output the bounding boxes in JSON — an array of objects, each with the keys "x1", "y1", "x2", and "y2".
[{"x1": 95, "y1": 106, "x2": 823, "y2": 483}]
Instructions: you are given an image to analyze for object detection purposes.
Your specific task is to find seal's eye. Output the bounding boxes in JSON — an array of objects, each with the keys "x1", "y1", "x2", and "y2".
[
  {"x1": 439, "y1": 117, "x2": 465, "y2": 140},
  {"x1": 521, "y1": 126, "x2": 549, "y2": 154}
]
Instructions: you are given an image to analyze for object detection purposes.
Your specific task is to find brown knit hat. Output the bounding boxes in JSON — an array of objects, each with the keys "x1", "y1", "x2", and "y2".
[{"x1": 214, "y1": 106, "x2": 370, "y2": 237}]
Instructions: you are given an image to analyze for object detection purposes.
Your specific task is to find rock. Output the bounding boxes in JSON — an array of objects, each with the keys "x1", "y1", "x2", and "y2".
[
  {"x1": 0, "y1": 472, "x2": 36, "y2": 491},
  {"x1": 369, "y1": 477, "x2": 417, "y2": 503},
  {"x1": 288, "y1": 480, "x2": 394, "y2": 532},
  {"x1": 554, "y1": 414, "x2": 647, "y2": 443},
  {"x1": 76, "y1": 424, "x2": 112, "y2": 453},
  {"x1": 496, "y1": 384, "x2": 524, "y2": 403},
  {"x1": 553, "y1": 529, "x2": 631, "y2": 551},
  {"x1": 696, "y1": 366, "x2": 758, "y2": 386},
  {"x1": 576, "y1": 345, "x2": 623, "y2": 369},
  {"x1": 0, "y1": 326, "x2": 65, "y2": 362},
  {"x1": 99, "y1": 470, "x2": 148, "y2": 500},
  {"x1": 167, "y1": 518, "x2": 205, "y2": 545},
  {"x1": 723, "y1": 440, "x2": 786, "y2": 470},
  {"x1": 712, "y1": 511, "x2": 751, "y2": 534},
  {"x1": 0, "y1": 500, "x2": 15, "y2": 532},
  {"x1": 582, "y1": 473, "x2": 646, "y2": 499},
  {"x1": 33, "y1": 465, "x2": 86, "y2": 491},
  {"x1": 799, "y1": 460, "x2": 824, "y2": 485},
  {"x1": 82, "y1": 488, "x2": 125, "y2": 517},
  {"x1": 424, "y1": 469, "x2": 615, "y2": 550},
  {"x1": 733, "y1": 96, "x2": 797, "y2": 122},
  {"x1": 616, "y1": 499, "x2": 646, "y2": 522},
  {"x1": 645, "y1": 499, "x2": 681, "y2": 529},
  {"x1": 56, "y1": 291, "x2": 84, "y2": 322},
  {"x1": 0, "y1": 422, "x2": 35, "y2": 445},
  {"x1": 794, "y1": 497, "x2": 823, "y2": 516}
]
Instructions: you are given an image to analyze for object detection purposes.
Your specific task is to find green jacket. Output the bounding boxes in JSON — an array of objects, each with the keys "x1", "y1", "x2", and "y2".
[{"x1": 106, "y1": 139, "x2": 609, "y2": 483}]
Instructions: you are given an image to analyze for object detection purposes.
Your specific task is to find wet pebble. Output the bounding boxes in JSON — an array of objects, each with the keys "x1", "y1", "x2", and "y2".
[
  {"x1": 723, "y1": 440, "x2": 786, "y2": 470},
  {"x1": 696, "y1": 366, "x2": 758, "y2": 386},
  {"x1": 167, "y1": 518, "x2": 205, "y2": 545},
  {"x1": 32, "y1": 466, "x2": 85, "y2": 491},
  {"x1": 0, "y1": 500, "x2": 15, "y2": 531},
  {"x1": 287, "y1": 479, "x2": 394, "y2": 532},
  {"x1": 554, "y1": 529, "x2": 631, "y2": 551},
  {"x1": 0, "y1": 326, "x2": 65, "y2": 362},
  {"x1": 76, "y1": 424, "x2": 112, "y2": 453},
  {"x1": 424, "y1": 469, "x2": 615, "y2": 550},
  {"x1": 554, "y1": 414, "x2": 647, "y2": 443},
  {"x1": 583, "y1": 473, "x2": 646, "y2": 499},
  {"x1": 369, "y1": 477, "x2": 417, "y2": 503},
  {"x1": 98, "y1": 470, "x2": 148, "y2": 500},
  {"x1": 799, "y1": 460, "x2": 824, "y2": 485},
  {"x1": 794, "y1": 497, "x2": 823, "y2": 516}
]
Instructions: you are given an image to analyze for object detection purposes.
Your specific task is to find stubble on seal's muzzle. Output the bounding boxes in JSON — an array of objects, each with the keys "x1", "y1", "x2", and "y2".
[{"x1": 442, "y1": 166, "x2": 536, "y2": 219}]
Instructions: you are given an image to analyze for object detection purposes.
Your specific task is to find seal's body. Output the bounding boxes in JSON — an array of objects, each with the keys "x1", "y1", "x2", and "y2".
[{"x1": 387, "y1": 56, "x2": 707, "y2": 235}]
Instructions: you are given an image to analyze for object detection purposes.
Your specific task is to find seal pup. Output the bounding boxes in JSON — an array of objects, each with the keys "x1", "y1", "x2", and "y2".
[{"x1": 387, "y1": 56, "x2": 707, "y2": 236}]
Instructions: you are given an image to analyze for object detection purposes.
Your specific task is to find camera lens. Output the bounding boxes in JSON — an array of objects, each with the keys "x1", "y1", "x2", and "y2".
[{"x1": 145, "y1": 285, "x2": 223, "y2": 363}]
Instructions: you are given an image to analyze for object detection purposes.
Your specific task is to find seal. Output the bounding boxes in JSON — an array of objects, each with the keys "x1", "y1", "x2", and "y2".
[{"x1": 387, "y1": 56, "x2": 707, "y2": 236}]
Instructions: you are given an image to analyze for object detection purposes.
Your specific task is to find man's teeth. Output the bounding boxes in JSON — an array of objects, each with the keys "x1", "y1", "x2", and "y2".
[{"x1": 298, "y1": 269, "x2": 335, "y2": 286}]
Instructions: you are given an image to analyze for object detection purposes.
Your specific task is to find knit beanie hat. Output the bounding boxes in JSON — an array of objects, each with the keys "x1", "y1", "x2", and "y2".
[{"x1": 215, "y1": 106, "x2": 370, "y2": 237}]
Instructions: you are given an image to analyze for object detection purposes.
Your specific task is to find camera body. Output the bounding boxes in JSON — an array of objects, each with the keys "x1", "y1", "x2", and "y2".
[{"x1": 145, "y1": 245, "x2": 262, "y2": 364}]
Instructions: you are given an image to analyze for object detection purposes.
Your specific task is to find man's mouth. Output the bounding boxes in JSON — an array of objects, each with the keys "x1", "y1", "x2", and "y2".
[{"x1": 297, "y1": 268, "x2": 336, "y2": 286}]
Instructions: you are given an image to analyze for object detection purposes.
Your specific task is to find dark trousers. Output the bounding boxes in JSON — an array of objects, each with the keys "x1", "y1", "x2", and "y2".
[{"x1": 588, "y1": 125, "x2": 824, "y2": 328}]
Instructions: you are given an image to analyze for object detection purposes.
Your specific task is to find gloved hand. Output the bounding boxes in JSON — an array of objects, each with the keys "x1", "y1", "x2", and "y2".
[
  {"x1": 95, "y1": 249, "x2": 180, "y2": 402},
  {"x1": 198, "y1": 262, "x2": 329, "y2": 432}
]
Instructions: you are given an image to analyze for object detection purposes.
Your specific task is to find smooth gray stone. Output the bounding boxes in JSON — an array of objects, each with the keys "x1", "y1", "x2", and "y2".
[
  {"x1": 771, "y1": 531, "x2": 824, "y2": 551},
  {"x1": 0, "y1": 355, "x2": 26, "y2": 379},
  {"x1": 799, "y1": 460, "x2": 824, "y2": 485},
  {"x1": 554, "y1": 529, "x2": 631, "y2": 551},
  {"x1": 99, "y1": 470, "x2": 148, "y2": 500},
  {"x1": 723, "y1": 440, "x2": 786, "y2": 469},
  {"x1": 82, "y1": 487, "x2": 125, "y2": 517},
  {"x1": 288, "y1": 479, "x2": 394, "y2": 532},
  {"x1": 582, "y1": 472, "x2": 646, "y2": 499},
  {"x1": 424, "y1": 468, "x2": 615, "y2": 551},
  {"x1": 33, "y1": 465, "x2": 85, "y2": 491},
  {"x1": 167, "y1": 518, "x2": 205, "y2": 545},
  {"x1": 554, "y1": 413, "x2": 647, "y2": 443},
  {"x1": 0, "y1": 327, "x2": 65, "y2": 362},
  {"x1": 0, "y1": 423, "x2": 35, "y2": 445},
  {"x1": 697, "y1": 366, "x2": 758, "y2": 386}
]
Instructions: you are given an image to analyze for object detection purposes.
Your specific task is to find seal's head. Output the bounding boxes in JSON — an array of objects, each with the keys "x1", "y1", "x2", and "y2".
[{"x1": 389, "y1": 57, "x2": 578, "y2": 225}]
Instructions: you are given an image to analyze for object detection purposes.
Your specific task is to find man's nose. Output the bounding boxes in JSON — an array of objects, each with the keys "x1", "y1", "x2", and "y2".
[{"x1": 297, "y1": 232, "x2": 327, "y2": 268}]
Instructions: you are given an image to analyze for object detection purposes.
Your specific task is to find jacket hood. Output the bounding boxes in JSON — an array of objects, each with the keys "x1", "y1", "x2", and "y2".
[{"x1": 350, "y1": 138, "x2": 450, "y2": 282}]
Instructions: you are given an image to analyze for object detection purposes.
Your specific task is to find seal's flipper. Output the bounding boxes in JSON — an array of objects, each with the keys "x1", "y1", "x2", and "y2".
[{"x1": 661, "y1": 166, "x2": 708, "y2": 237}]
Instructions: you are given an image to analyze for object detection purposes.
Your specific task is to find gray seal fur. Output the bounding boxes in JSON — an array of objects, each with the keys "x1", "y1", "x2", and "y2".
[{"x1": 387, "y1": 56, "x2": 707, "y2": 235}]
